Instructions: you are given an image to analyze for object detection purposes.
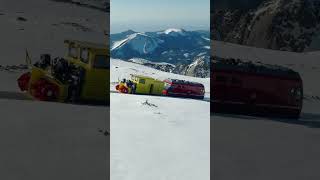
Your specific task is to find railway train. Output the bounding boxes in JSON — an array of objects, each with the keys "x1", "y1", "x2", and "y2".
[
  {"x1": 211, "y1": 58, "x2": 303, "y2": 119},
  {"x1": 162, "y1": 79, "x2": 205, "y2": 99},
  {"x1": 116, "y1": 76, "x2": 205, "y2": 100}
]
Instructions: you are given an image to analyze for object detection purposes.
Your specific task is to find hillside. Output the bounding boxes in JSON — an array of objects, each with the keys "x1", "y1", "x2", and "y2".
[
  {"x1": 110, "y1": 29, "x2": 210, "y2": 78},
  {"x1": 212, "y1": 0, "x2": 320, "y2": 52},
  {"x1": 110, "y1": 58, "x2": 210, "y2": 180}
]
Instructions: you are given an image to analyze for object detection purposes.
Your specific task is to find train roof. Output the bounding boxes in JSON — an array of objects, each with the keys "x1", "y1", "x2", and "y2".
[
  {"x1": 212, "y1": 58, "x2": 301, "y2": 79},
  {"x1": 165, "y1": 78, "x2": 204, "y2": 86}
]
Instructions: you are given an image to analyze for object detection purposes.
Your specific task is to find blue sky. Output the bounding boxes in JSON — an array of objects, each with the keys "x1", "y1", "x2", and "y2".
[{"x1": 111, "y1": 0, "x2": 210, "y2": 33}]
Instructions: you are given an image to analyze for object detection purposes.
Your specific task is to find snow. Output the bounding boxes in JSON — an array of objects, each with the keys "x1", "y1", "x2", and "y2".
[
  {"x1": 127, "y1": 58, "x2": 152, "y2": 64},
  {"x1": 0, "y1": 98, "x2": 108, "y2": 180},
  {"x1": 0, "y1": 0, "x2": 108, "y2": 179},
  {"x1": 0, "y1": 69, "x2": 109, "y2": 180},
  {"x1": 111, "y1": 38, "x2": 129, "y2": 50},
  {"x1": 110, "y1": 58, "x2": 210, "y2": 180},
  {"x1": 112, "y1": 33, "x2": 162, "y2": 54},
  {"x1": 202, "y1": 36, "x2": 210, "y2": 41},
  {"x1": 0, "y1": 0, "x2": 107, "y2": 65},
  {"x1": 162, "y1": 28, "x2": 186, "y2": 35}
]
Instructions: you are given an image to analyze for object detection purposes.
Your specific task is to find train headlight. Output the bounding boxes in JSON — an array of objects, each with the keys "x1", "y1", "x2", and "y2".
[
  {"x1": 290, "y1": 87, "x2": 302, "y2": 100},
  {"x1": 296, "y1": 88, "x2": 302, "y2": 99}
]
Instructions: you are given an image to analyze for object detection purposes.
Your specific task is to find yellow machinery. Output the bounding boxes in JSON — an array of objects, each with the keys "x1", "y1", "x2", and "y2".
[
  {"x1": 64, "y1": 39, "x2": 109, "y2": 102},
  {"x1": 116, "y1": 74, "x2": 164, "y2": 95},
  {"x1": 18, "y1": 39, "x2": 109, "y2": 104},
  {"x1": 130, "y1": 75, "x2": 164, "y2": 95}
]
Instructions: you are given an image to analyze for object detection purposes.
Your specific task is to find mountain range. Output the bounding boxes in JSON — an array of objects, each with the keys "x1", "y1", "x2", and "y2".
[
  {"x1": 110, "y1": 28, "x2": 210, "y2": 78},
  {"x1": 212, "y1": 0, "x2": 320, "y2": 52}
]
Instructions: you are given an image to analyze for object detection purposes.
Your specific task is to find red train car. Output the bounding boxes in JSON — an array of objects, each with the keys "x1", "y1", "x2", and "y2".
[
  {"x1": 211, "y1": 59, "x2": 303, "y2": 118},
  {"x1": 162, "y1": 79, "x2": 205, "y2": 99}
]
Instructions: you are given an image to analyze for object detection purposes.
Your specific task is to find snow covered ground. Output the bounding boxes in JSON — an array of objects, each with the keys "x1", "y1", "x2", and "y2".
[
  {"x1": 0, "y1": 0, "x2": 107, "y2": 65},
  {"x1": 213, "y1": 40, "x2": 320, "y2": 179},
  {"x1": 110, "y1": 59, "x2": 210, "y2": 180},
  {"x1": 0, "y1": 0, "x2": 108, "y2": 179}
]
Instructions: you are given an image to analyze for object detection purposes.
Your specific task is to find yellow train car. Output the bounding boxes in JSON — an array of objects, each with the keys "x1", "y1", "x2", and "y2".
[
  {"x1": 116, "y1": 74, "x2": 164, "y2": 95},
  {"x1": 18, "y1": 39, "x2": 109, "y2": 104},
  {"x1": 130, "y1": 75, "x2": 164, "y2": 95},
  {"x1": 64, "y1": 39, "x2": 109, "y2": 102}
]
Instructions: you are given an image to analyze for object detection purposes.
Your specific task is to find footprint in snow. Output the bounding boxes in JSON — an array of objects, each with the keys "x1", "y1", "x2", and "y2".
[
  {"x1": 141, "y1": 100, "x2": 158, "y2": 108},
  {"x1": 98, "y1": 129, "x2": 109, "y2": 136}
]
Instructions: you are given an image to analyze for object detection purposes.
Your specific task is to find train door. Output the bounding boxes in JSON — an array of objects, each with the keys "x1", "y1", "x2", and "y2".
[
  {"x1": 84, "y1": 52, "x2": 109, "y2": 101},
  {"x1": 226, "y1": 73, "x2": 243, "y2": 103},
  {"x1": 212, "y1": 71, "x2": 228, "y2": 103},
  {"x1": 149, "y1": 84, "x2": 154, "y2": 94}
]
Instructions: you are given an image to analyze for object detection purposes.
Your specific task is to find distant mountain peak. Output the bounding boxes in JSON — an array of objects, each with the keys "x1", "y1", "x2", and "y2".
[
  {"x1": 160, "y1": 28, "x2": 187, "y2": 35},
  {"x1": 123, "y1": 29, "x2": 136, "y2": 34},
  {"x1": 112, "y1": 32, "x2": 162, "y2": 55}
]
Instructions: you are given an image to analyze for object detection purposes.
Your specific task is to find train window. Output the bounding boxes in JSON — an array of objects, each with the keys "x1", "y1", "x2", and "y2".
[
  {"x1": 68, "y1": 45, "x2": 78, "y2": 58},
  {"x1": 296, "y1": 88, "x2": 302, "y2": 99},
  {"x1": 139, "y1": 79, "x2": 145, "y2": 84},
  {"x1": 80, "y1": 48, "x2": 89, "y2": 64},
  {"x1": 290, "y1": 87, "x2": 302, "y2": 100},
  {"x1": 93, "y1": 55, "x2": 109, "y2": 69},
  {"x1": 290, "y1": 88, "x2": 295, "y2": 95}
]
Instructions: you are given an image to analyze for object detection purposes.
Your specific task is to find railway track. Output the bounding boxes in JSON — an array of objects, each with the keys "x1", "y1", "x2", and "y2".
[{"x1": 110, "y1": 90, "x2": 211, "y2": 102}]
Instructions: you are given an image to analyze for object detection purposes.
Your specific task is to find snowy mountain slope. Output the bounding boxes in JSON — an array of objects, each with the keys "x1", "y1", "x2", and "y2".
[
  {"x1": 111, "y1": 33, "x2": 163, "y2": 55},
  {"x1": 159, "y1": 28, "x2": 188, "y2": 36},
  {"x1": 110, "y1": 58, "x2": 210, "y2": 180},
  {"x1": 0, "y1": 0, "x2": 107, "y2": 65},
  {"x1": 110, "y1": 29, "x2": 210, "y2": 77},
  {"x1": 127, "y1": 58, "x2": 177, "y2": 73},
  {"x1": 111, "y1": 28, "x2": 210, "y2": 62}
]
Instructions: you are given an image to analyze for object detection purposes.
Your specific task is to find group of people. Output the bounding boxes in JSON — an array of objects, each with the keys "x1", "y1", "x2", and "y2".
[
  {"x1": 118, "y1": 78, "x2": 137, "y2": 94},
  {"x1": 34, "y1": 53, "x2": 85, "y2": 102}
]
